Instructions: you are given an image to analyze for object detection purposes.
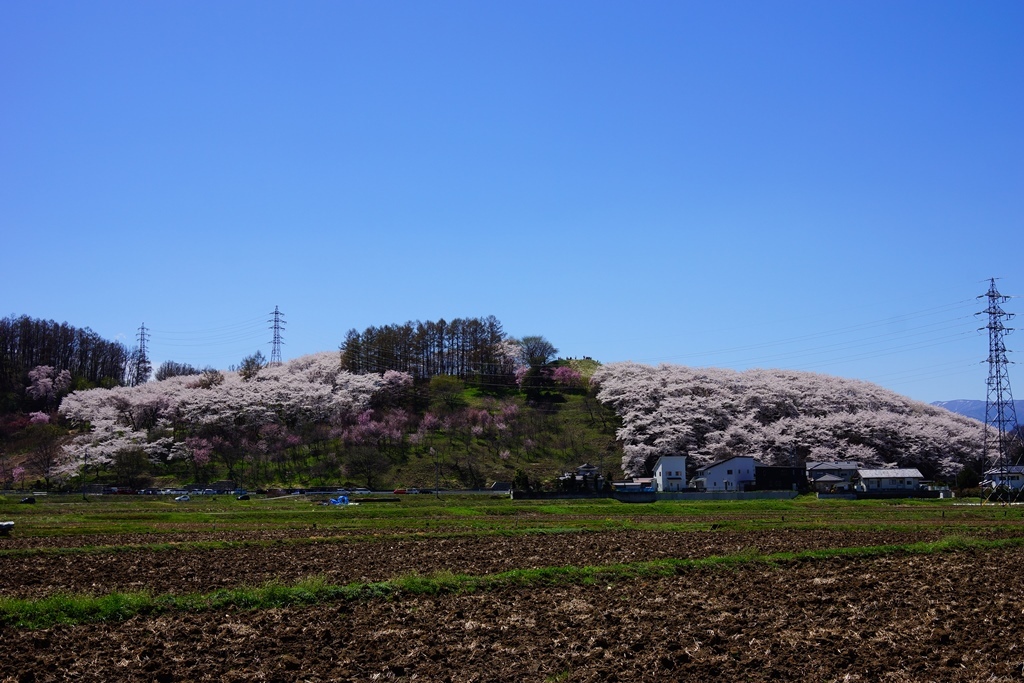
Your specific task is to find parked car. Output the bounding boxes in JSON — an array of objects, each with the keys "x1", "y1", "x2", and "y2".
[
  {"x1": 352, "y1": 488, "x2": 372, "y2": 495},
  {"x1": 407, "y1": 488, "x2": 420, "y2": 494},
  {"x1": 393, "y1": 488, "x2": 408, "y2": 494}
]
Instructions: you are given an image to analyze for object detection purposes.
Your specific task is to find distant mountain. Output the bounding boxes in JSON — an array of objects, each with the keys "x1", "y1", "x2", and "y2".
[{"x1": 932, "y1": 400, "x2": 1024, "y2": 426}]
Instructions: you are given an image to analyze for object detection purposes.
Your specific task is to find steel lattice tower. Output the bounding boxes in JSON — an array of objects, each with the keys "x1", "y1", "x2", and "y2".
[
  {"x1": 137, "y1": 322, "x2": 150, "y2": 361},
  {"x1": 135, "y1": 322, "x2": 151, "y2": 385},
  {"x1": 978, "y1": 279, "x2": 1021, "y2": 472},
  {"x1": 268, "y1": 306, "x2": 286, "y2": 365}
]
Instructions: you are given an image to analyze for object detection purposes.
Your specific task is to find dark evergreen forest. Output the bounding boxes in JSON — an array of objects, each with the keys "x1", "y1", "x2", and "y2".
[{"x1": 0, "y1": 315, "x2": 135, "y2": 413}]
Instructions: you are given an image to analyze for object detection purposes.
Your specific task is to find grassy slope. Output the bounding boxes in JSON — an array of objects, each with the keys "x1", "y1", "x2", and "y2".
[{"x1": 389, "y1": 388, "x2": 622, "y2": 491}]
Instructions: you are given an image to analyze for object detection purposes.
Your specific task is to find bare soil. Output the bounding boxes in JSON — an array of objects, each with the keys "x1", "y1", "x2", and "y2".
[
  {"x1": 3, "y1": 528, "x2": 1023, "y2": 681},
  {"x1": 0, "y1": 528, "x2": 990, "y2": 599}
]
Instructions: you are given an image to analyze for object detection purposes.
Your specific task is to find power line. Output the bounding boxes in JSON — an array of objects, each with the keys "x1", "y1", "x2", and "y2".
[
  {"x1": 632, "y1": 299, "x2": 978, "y2": 366},
  {"x1": 148, "y1": 315, "x2": 268, "y2": 335}
]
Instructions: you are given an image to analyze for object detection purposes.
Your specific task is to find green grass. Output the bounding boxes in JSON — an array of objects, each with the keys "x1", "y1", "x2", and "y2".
[
  {"x1": 3, "y1": 492, "x2": 1022, "y2": 542},
  {"x1": 3, "y1": 534, "x2": 1021, "y2": 629},
  {"x1": 3, "y1": 491, "x2": 1022, "y2": 631}
]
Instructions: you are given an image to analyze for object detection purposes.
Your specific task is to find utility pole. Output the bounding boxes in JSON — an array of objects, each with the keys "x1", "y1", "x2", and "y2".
[
  {"x1": 268, "y1": 306, "x2": 286, "y2": 366},
  {"x1": 81, "y1": 448, "x2": 89, "y2": 501},
  {"x1": 978, "y1": 279, "x2": 1022, "y2": 497},
  {"x1": 432, "y1": 447, "x2": 439, "y2": 499}
]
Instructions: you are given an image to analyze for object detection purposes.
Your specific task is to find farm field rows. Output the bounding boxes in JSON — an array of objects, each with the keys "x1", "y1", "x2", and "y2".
[{"x1": 2, "y1": 494, "x2": 1023, "y2": 681}]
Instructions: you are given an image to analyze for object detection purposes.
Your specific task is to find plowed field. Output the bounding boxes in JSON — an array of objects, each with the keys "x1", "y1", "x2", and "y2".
[
  {"x1": 3, "y1": 498, "x2": 1023, "y2": 682},
  {"x1": 0, "y1": 528, "x2": 995, "y2": 599}
]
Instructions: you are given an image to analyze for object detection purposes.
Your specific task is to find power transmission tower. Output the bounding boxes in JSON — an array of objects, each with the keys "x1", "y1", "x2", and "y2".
[
  {"x1": 978, "y1": 279, "x2": 1022, "y2": 500},
  {"x1": 268, "y1": 306, "x2": 286, "y2": 365},
  {"x1": 135, "y1": 322, "x2": 152, "y2": 385}
]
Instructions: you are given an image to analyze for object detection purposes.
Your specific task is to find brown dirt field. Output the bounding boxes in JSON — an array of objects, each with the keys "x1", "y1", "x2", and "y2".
[
  {"x1": 0, "y1": 528, "x2": 999, "y2": 598},
  {"x1": 3, "y1": 545, "x2": 1023, "y2": 682}
]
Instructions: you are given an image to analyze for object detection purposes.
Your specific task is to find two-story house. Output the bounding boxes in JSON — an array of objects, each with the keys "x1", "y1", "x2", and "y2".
[
  {"x1": 693, "y1": 455, "x2": 758, "y2": 492},
  {"x1": 653, "y1": 455, "x2": 687, "y2": 492}
]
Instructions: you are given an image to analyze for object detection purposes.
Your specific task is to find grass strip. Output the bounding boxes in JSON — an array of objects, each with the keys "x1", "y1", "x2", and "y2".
[{"x1": 3, "y1": 535, "x2": 1022, "y2": 630}]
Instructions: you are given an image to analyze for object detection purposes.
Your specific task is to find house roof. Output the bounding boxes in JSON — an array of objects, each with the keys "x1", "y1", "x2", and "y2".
[
  {"x1": 806, "y1": 461, "x2": 860, "y2": 471},
  {"x1": 813, "y1": 474, "x2": 846, "y2": 483},
  {"x1": 984, "y1": 465, "x2": 1024, "y2": 475},
  {"x1": 857, "y1": 468, "x2": 924, "y2": 479},
  {"x1": 697, "y1": 455, "x2": 760, "y2": 472}
]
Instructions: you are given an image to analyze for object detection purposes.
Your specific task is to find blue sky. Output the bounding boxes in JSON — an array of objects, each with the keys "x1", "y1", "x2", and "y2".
[{"x1": 2, "y1": 1, "x2": 1022, "y2": 403}]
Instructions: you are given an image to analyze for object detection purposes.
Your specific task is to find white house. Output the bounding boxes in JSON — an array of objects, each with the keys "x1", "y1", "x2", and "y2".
[
  {"x1": 694, "y1": 455, "x2": 758, "y2": 492},
  {"x1": 854, "y1": 468, "x2": 924, "y2": 493},
  {"x1": 653, "y1": 455, "x2": 687, "y2": 492},
  {"x1": 982, "y1": 465, "x2": 1024, "y2": 491}
]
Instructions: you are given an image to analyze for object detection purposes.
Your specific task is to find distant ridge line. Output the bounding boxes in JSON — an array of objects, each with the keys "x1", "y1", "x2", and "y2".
[{"x1": 932, "y1": 399, "x2": 1024, "y2": 426}]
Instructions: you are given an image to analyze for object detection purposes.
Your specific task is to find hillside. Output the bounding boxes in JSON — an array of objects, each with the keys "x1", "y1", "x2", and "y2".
[
  {"x1": 595, "y1": 362, "x2": 985, "y2": 480},
  {"x1": 4, "y1": 338, "x2": 1000, "y2": 492},
  {"x1": 7, "y1": 353, "x2": 619, "y2": 492}
]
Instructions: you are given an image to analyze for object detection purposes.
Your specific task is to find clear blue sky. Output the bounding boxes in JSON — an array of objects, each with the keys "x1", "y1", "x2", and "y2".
[{"x1": 3, "y1": 1, "x2": 1022, "y2": 404}]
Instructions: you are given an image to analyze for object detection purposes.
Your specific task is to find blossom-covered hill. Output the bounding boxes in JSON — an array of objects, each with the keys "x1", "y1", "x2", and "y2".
[
  {"x1": 593, "y1": 363, "x2": 984, "y2": 479},
  {"x1": 50, "y1": 351, "x2": 618, "y2": 491},
  {"x1": 58, "y1": 353, "x2": 386, "y2": 482}
]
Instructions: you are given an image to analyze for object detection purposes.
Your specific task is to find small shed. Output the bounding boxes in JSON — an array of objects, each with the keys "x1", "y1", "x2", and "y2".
[
  {"x1": 810, "y1": 473, "x2": 849, "y2": 493},
  {"x1": 755, "y1": 465, "x2": 810, "y2": 493}
]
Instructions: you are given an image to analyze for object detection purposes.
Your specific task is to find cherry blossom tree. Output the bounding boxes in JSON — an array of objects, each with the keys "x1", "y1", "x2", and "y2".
[
  {"x1": 25, "y1": 365, "x2": 72, "y2": 410},
  {"x1": 12, "y1": 466, "x2": 26, "y2": 490},
  {"x1": 550, "y1": 366, "x2": 583, "y2": 390},
  {"x1": 58, "y1": 352, "x2": 385, "y2": 485},
  {"x1": 595, "y1": 362, "x2": 983, "y2": 479},
  {"x1": 180, "y1": 437, "x2": 212, "y2": 481}
]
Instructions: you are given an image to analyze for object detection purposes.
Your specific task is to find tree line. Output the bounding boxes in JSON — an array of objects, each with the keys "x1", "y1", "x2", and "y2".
[
  {"x1": 0, "y1": 315, "x2": 137, "y2": 413},
  {"x1": 340, "y1": 316, "x2": 519, "y2": 386}
]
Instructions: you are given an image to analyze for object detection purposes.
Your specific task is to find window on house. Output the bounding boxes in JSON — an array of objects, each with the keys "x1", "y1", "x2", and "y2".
[{"x1": 727, "y1": 470, "x2": 733, "y2": 475}]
